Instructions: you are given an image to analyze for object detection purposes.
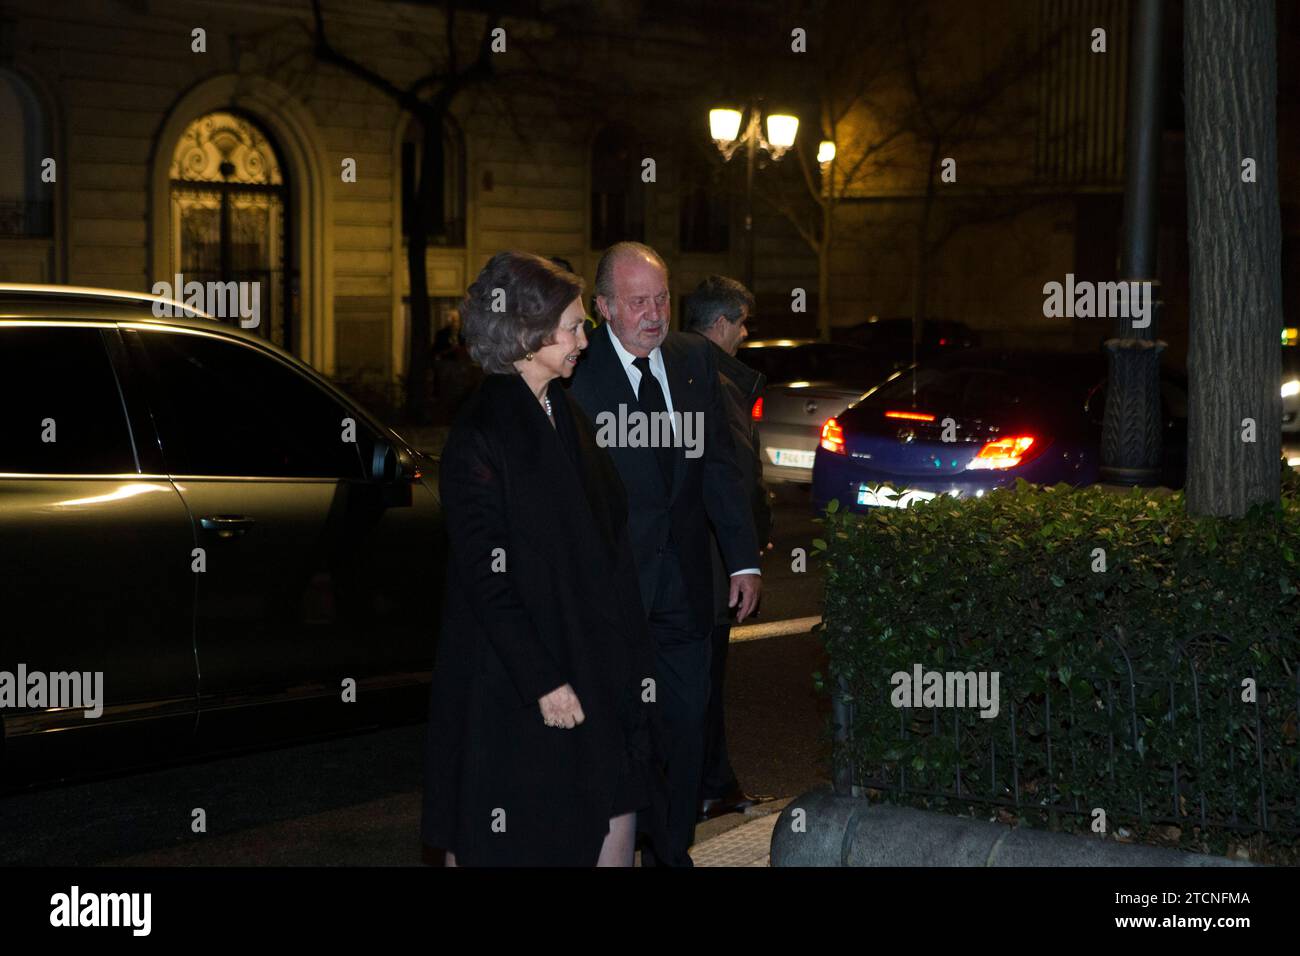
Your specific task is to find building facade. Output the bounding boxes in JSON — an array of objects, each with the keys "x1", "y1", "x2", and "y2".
[{"x1": 2, "y1": 0, "x2": 1296, "y2": 401}]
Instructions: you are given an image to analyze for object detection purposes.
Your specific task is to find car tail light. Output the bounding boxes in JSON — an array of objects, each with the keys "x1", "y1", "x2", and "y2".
[
  {"x1": 967, "y1": 435, "x2": 1040, "y2": 470},
  {"x1": 884, "y1": 410, "x2": 936, "y2": 422},
  {"x1": 820, "y1": 417, "x2": 845, "y2": 454},
  {"x1": 752, "y1": 396, "x2": 764, "y2": 421}
]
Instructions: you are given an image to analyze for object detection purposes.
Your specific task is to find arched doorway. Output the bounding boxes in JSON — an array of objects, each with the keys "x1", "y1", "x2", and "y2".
[{"x1": 168, "y1": 111, "x2": 296, "y2": 351}]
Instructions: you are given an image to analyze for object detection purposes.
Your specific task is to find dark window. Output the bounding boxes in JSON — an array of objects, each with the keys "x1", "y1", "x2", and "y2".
[
  {"x1": 401, "y1": 118, "x2": 466, "y2": 246},
  {"x1": 129, "y1": 330, "x2": 369, "y2": 479},
  {"x1": 0, "y1": 69, "x2": 53, "y2": 238},
  {"x1": 679, "y1": 144, "x2": 729, "y2": 253},
  {"x1": 0, "y1": 326, "x2": 136, "y2": 474},
  {"x1": 591, "y1": 125, "x2": 645, "y2": 249}
]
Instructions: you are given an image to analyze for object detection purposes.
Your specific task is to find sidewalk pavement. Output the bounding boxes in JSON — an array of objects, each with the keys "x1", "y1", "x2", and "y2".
[{"x1": 689, "y1": 798, "x2": 792, "y2": 867}]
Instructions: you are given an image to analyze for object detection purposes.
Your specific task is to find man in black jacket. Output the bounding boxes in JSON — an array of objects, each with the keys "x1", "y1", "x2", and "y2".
[
  {"x1": 567, "y1": 243, "x2": 761, "y2": 865},
  {"x1": 683, "y1": 275, "x2": 771, "y2": 822}
]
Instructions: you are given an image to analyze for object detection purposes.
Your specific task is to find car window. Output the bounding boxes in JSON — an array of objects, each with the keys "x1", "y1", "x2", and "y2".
[
  {"x1": 0, "y1": 325, "x2": 136, "y2": 475},
  {"x1": 865, "y1": 365, "x2": 1084, "y2": 417},
  {"x1": 129, "y1": 329, "x2": 369, "y2": 479},
  {"x1": 743, "y1": 344, "x2": 885, "y2": 386},
  {"x1": 867, "y1": 367, "x2": 1013, "y2": 409}
]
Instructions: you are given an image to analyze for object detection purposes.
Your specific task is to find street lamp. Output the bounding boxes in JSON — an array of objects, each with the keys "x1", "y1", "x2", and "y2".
[{"x1": 710, "y1": 102, "x2": 799, "y2": 288}]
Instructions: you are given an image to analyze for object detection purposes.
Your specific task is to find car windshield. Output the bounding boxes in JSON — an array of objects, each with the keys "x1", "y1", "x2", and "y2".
[
  {"x1": 742, "y1": 344, "x2": 891, "y2": 387},
  {"x1": 862, "y1": 363, "x2": 1087, "y2": 417}
]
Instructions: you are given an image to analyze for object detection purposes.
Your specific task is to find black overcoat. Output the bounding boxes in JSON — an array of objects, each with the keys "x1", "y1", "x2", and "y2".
[{"x1": 421, "y1": 372, "x2": 666, "y2": 866}]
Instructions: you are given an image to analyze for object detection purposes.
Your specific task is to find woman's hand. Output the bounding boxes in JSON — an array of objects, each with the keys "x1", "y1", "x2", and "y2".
[{"x1": 538, "y1": 683, "x2": 585, "y2": 729}]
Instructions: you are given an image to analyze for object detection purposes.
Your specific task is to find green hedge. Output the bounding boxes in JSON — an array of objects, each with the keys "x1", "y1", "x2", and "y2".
[{"x1": 815, "y1": 470, "x2": 1300, "y2": 861}]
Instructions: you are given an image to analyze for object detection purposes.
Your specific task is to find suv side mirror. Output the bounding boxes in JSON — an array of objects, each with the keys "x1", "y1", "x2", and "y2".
[
  {"x1": 393, "y1": 445, "x2": 421, "y2": 482},
  {"x1": 370, "y1": 438, "x2": 420, "y2": 482}
]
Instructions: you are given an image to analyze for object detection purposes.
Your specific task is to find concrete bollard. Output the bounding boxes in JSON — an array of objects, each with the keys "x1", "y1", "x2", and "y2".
[{"x1": 770, "y1": 788, "x2": 1257, "y2": 867}]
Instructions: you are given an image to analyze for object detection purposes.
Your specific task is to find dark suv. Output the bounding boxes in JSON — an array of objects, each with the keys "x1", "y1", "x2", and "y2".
[{"x1": 0, "y1": 285, "x2": 444, "y2": 786}]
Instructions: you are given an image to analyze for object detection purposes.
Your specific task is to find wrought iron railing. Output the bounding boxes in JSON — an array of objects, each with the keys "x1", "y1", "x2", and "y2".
[{"x1": 833, "y1": 631, "x2": 1300, "y2": 847}]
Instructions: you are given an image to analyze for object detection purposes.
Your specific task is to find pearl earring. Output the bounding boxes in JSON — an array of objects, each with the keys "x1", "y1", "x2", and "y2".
[{"x1": 524, "y1": 352, "x2": 534, "y2": 361}]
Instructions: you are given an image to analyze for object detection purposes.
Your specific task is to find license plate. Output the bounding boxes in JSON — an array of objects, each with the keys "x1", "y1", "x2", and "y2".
[
  {"x1": 769, "y1": 448, "x2": 816, "y2": 469},
  {"x1": 857, "y1": 484, "x2": 939, "y2": 508}
]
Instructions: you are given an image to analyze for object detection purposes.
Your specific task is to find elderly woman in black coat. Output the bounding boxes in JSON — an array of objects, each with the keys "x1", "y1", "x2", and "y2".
[{"x1": 421, "y1": 251, "x2": 667, "y2": 867}]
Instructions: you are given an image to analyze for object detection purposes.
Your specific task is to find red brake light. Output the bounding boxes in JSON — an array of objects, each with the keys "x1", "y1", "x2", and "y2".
[
  {"x1": 884, "y1": 410, "x2": 936, "y2": 422},
  {"x1": 820, "y1": 417, "x2": 845, "y2": 454},
  {"x1": 751, "y1": 396, "x2": 763, "y2": 421},
  {"x1": 967, "y1": 435, "x2": 1039, "y2": 470}
]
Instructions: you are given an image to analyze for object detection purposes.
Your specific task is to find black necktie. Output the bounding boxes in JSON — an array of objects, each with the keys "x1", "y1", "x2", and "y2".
[{"x1": 632, "y1": 355, "x2": 676, "y2": 491}]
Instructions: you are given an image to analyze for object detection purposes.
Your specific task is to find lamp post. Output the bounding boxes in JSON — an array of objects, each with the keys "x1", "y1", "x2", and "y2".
[
  {"x1": 709, "y1": 103, "x2": 799, "y2": 290},
  {"x1": 1101, "y1": 0, "x2": 1165, "y2": 485},
  {"x1": 816, "y1": 138, "x2": 836, "y2": 341}
]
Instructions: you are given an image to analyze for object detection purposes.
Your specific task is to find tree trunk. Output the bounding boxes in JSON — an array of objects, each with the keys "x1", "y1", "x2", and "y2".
[
  {"x1": 403, "y1": 111, "x2": 442, "y2": 423},
  {"x1": 909, "y1": 140, "x2": 941, "y2": 355},
  {"x1": 1184, "y1": 0, "x2": 1283, "y2": 516}
]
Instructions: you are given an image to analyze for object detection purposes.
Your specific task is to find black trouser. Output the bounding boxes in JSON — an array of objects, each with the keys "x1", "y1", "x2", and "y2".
[
  {"x1": 701, "y1": 622, "x2": 739, "y2": 799},
  {"x1": 639, "y1": 545, "x2": 711, "y2": 866}
]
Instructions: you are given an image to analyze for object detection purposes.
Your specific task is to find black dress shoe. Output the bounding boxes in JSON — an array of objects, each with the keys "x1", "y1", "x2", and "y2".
[{"x1": 698, "y1": 787, "x2": 757, "y2": 821}]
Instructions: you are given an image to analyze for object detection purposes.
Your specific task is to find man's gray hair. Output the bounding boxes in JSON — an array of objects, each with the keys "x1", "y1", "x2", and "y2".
[
  {"x1": 593, "y1": 241, "x2": 670, "y2": 304},
  {"x1": 683, "y1": 274, "x2": 754, "y2": 333}
]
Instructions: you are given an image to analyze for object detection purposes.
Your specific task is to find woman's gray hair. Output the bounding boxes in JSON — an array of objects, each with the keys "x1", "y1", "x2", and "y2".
[{"x1": 460, "y1": 251, "x2": 584, "y2": 374}]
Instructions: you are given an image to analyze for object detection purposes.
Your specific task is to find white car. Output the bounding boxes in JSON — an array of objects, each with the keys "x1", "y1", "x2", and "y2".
[{"x1": 739, "y1": 339, "x2": 894, "y2": 484}]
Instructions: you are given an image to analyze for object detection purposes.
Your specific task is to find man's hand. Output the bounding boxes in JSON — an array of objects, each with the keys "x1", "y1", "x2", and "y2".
[
  {"x1": 729, "y1": 573, "x2": 762, "y2": 623},
  {"x1": 538, "y1": 683, "x2": 585, "y2": 729}
]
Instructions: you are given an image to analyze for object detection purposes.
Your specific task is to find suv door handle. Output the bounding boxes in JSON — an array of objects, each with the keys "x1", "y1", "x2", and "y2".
[{"x1": 199, "y1": 515, "x2": 255, "y2": 538}]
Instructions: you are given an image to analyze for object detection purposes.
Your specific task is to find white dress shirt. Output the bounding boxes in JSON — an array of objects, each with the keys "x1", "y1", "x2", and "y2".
[
  {"x1": 607, "y1": 329, "x2": 677, "y2": 437},
  {"x1": 607, "y1": 330, "x2": 760, "y2": 578}
]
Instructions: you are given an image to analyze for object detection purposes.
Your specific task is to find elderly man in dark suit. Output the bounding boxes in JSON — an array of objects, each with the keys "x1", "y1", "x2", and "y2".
[
  {"x1": 683, "y1": 274, "x2": 772, "y2": 823},
  {"x1": 567, "y1": 242, "x2": 761, "y2": 865}
]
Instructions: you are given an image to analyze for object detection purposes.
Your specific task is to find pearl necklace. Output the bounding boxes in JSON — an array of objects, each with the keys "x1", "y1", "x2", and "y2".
[{"x1": 544, "y1": 396, "x2": 553, "y2": 417}]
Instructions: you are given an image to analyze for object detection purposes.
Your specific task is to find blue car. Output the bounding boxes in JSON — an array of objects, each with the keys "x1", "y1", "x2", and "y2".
[{"x1": 811, "y1": 350, "x2": 1189, "y2": 513}]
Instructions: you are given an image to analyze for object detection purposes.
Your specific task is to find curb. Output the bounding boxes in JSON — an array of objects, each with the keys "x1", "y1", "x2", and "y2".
[{"x1": 769, "y1": 788, "x2": 1257, "y2": 867}]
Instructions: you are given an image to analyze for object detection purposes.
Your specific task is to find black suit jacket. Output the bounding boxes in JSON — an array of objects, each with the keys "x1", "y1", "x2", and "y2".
[
  {"x1": 566, "y1": 323, "x2": 761, "y2": 635},
  {"x1": 693, "y1": 332, "x2": 772, "y2": 624}
]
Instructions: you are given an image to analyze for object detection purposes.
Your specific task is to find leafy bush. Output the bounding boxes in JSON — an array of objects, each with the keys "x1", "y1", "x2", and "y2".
[{"x1": 815, "y1": 473, "x2": 1300, "y2": 860}]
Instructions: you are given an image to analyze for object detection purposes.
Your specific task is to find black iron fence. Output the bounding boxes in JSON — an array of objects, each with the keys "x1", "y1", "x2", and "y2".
[{"x1": 832, "y1": 629, "x2": 1300, "y2": 851}]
